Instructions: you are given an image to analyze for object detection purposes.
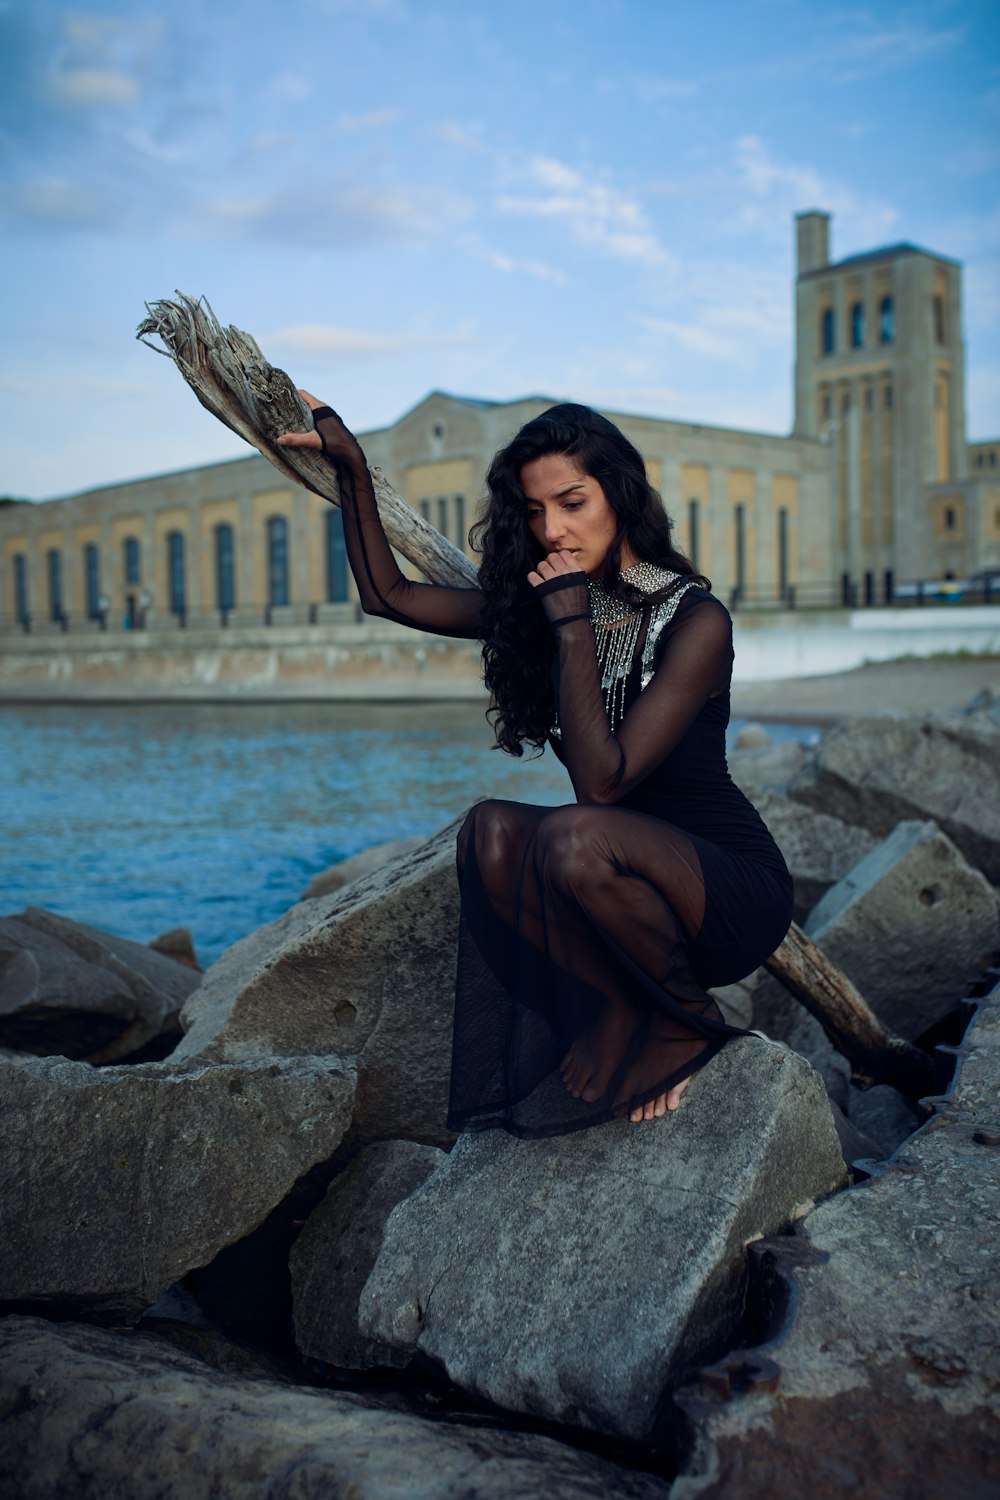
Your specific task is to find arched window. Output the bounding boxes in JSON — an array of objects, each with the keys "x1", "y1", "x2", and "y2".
[
  {"x1": 13, "y1": 554, "x2": 28, "y2": 625},
  {"x1": 215, "y1": 523, "x2": 235, "y2": 611},
  {"x1": 821, "y1": 307, "x2": 835, "y2": 355},
  {"x1": 83, "y1": 542, "x2": 101, "y2": 619},
  {"x1": 167, "y1": 531, "x2": 186, "y2": 616},
  {"x1": 454, "y1": 494, "x2": 466, "y2": 552},
  {"x1": 326, "y1": 509, "x2": 348, "y2": 602},
  {"x1": 879, "y1": 295, "x2": 894, "y2": 344},
  {"x1": 851, "y1": 301, "x2": 864, "y2": 348},
  {"x1": 436, "y1": 497, "x2": 449, "y2": 540},
  {"x1": 934, "y1": 294, "x2": 945, "y2": 344},
  {"x1": 687, "y1": 499, "x2": 700, "y2": 571},
  {"x1": 123, "y1": 536, "x2": 140, "y2": 586},
  {"x1": 47, "y1": 548, "x2": 63, "y2": 620},
  {"x1": 267, "y1": 515, "x2": 289, "y2": 606}
]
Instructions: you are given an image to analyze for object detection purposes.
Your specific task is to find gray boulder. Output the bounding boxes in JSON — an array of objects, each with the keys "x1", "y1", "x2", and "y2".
[
  {"x1": 805, "y1": 819, "x2": 1000, "y2": 1040},
  {"x1": 752, "y1": 790, "x2": 878, "y2": 921},
  {"x1": 0, "y1": 1317, "x2": 673, "y2": 1500},
  {"x1": 0, "y1": 1052, "x2": 355, "y2": 1323},
  {"x1": 291, "y1": 1139, "x2": 447, "y2": 1371},
  {"x1": 148, "y1": 927, "x2": 202, "y2": 972},
  {"x1": 788, "y1": 712, "x2": 1000, "y2": 883},
  {"x1": 749, "y1": 969, "x2": 851, "y2": 1111},
  {"x1": 733, "y1": 722, "x2": 771, "y2": 750},
  {"x1": 671, "y1": 978, "x2": 1000, "y2": 1499},
  {"x1": 0, "y1": 907, "x2": 198, "y2": 1064},
  {"x1": 728, "y1": 739, "x2": 807, "y2": 800},
  {"x1": 845, "y1": 1081, "x2": 921, "y2": 1158},
  {"x1": 175, "y1": 817, "x2": 463, "y2": 1148},
  {"x1": 301, "y1": 837, "x2": 425, "y2": 900},
  {"x1": 359, "y1": 1037, "x2": 847, "y2": 1444}
]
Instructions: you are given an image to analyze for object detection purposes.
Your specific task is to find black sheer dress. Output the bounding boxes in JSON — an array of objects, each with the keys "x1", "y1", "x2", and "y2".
[{"x1": 314, "y1": 409, "x2": 794, "y2": 1137}]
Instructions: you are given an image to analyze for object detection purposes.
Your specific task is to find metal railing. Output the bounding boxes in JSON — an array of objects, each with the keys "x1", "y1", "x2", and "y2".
[{"x1": 2, "y1": 575, "x2": 999, "y2": 635}]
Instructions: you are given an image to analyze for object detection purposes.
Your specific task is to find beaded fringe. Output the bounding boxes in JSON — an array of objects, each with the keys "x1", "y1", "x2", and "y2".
[{"x1": 553, "y1": 563, "x2": 698, "y2": 734}]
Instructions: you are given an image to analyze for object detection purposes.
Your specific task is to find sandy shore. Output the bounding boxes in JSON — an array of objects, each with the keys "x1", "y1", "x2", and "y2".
[{"x1": 730, "y1": 656, "x2": 1000, "y2": 725}]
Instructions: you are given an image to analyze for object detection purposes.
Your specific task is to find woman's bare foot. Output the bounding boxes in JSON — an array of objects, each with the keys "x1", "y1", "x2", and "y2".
[
  {"x1": 628, "y1": 1076, "x2": 690, "y2": 1122},
  {"x1": 560, "y1": 1002, "x2": 638, "y2": 1104}
]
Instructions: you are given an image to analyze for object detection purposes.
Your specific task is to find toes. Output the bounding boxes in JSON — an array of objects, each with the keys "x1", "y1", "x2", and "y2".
[
  {"x1": 666, "y1": 1077, "x2": 691, "y2": 1111},
  {"x1": 653, "y1": 1093, "x2": 668, "y2": 1117}
]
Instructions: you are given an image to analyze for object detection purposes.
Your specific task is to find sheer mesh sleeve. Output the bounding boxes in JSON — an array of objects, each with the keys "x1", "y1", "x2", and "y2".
[
  {"x1": 314, "y1": 409, "x2": 484, "y2": 641},
  {"x1": 553, "y1": 591, "x2": 733, "y2": 804}
]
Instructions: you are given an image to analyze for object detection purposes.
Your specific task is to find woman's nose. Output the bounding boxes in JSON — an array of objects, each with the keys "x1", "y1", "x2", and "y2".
[{"x1": 544, "y1": 512, "x2": 565, "y2": 545}]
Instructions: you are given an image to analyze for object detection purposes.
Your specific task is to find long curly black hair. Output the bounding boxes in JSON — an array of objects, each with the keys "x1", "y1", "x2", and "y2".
[{"x1": 470, "y1": 403, "x2": 707, "y2": 756}]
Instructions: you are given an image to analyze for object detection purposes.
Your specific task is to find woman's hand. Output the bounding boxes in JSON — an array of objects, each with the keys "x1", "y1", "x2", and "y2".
[
  {"x1": 528, "y1": 549, "x2": 590, "y2": 631},
  {"x1": 276, "y1": 390, "x2": 325, "y2": 451},
  {"x1": 277, "y1": 390, "x2": 363, "y2": 466},
  {"x1": 527, "y1": 548, "x2": 584, "y2": 590}
]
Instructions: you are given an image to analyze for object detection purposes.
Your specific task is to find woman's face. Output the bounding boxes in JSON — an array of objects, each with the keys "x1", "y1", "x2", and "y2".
[{"x1": 520, "y1": 453, "x2": 635, "y2": 578}]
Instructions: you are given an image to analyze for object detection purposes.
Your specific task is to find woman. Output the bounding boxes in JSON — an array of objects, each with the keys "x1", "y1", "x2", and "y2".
[{"x1": 279, "y1": 397, "x2": 793, "y2": 1136}]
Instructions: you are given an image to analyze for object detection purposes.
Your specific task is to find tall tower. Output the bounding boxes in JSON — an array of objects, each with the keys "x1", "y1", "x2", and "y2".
[{"x1": 793, "y1": 210, "x2": 967, "y2": 596}]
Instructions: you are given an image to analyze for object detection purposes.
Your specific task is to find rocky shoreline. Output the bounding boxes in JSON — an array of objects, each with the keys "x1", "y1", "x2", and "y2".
[{"x1": 2, "y1": 692, "x2": 999, "y2": 1497}]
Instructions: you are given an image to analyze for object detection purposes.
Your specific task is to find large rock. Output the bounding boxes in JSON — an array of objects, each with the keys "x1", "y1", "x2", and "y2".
[
  {"x1": 359, "y1": 1037, "x2": 847, "y2": 1445},
  {"x1": 0, "y1": 1317, "x2": 673, "y2": 1500},
  {"x1": 788, "y1": 713, "x2": 1000, "y2": 883},
  {"x1": 671, "y1": 979, "x2": 1000, "y2": 1499},
  {"x1": 0, "y1": 907, "x2": 198, "y2": 1064},
  {"x1": 728, "y1": 739, "x2": 807, "y2": 801},
  {"x1": 175, "y1": 817, "x2": 463, "y2": 1147},
  {"x1": 805, "y1": 819, "x2": 1000, "y2": 1041},
  {"x1": 301, "y1": 837, "x2": 425, "y2": 900},
  {"x1": 752, "y1": 790, "x2": 878, "y2": 922},
  {"x1": 291, "y1": 1139, "x2": 447, "y2": 1371},
  {"x1": 0, "y1": 1052, "x2": 355, "y2": 1323}
]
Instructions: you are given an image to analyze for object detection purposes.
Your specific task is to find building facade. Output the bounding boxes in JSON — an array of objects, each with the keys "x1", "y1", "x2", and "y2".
[{"x1": 1, "y1": 211, "x2": 996, "y2": 634}]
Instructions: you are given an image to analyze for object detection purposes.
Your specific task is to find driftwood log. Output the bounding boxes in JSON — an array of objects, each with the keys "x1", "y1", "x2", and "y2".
[
  {"x1": 139, "y1": 293, "x2": 932, "y2": 1099},
  {"x1": 765, "y1": 923, "x2": 935, "y2": 1097},
  {"x1": 136, "y1": 293, "x2": 478, "y2": 590}
]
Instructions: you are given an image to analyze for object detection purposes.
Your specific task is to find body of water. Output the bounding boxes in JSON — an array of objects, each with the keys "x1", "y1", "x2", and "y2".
[{"x1": 1, "y1": 702, "x2": 817, "y2": 966}]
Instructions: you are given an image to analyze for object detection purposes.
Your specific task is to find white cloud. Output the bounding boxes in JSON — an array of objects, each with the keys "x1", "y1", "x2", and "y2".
[
  {"x1": 50, "y1": 68, "x2": 138, "y2": 106},
  {"x1": 266, "y1": 72, "x2": 312, "y2": 104},
  {"x1": 202, "y1": 177, "x2": 470, "y2": 246},
  {"x1": 826, "y1": 19, "x2": 965, "y2": 82},
  {"x1": 337, "y1": 107, "x2": 404, "y2": 131},
  {"x1": 497, "y1": 153, "x2": 677, "y2": 271},
  {"x1": 472, "y1": 244, "x2": 569, "y2": 284},
  {"x1": 5, "y1": 176, "x2": 104, "y2": 223},
  {"x1": 631, "y1": 76, "x2": 699, "y2": 104},
  {"x1": 266, "y1": 324, "x2": 473, "y2": 356},
  {"x1": 431, "y1": 121, "x2": 491, "y2": 153},
  {"x1": 729, "y1": 135, "x2": 899, "y2": 246}
]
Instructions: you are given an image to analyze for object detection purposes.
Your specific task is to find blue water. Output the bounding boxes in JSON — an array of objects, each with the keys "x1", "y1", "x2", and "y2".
[{"x1": 0, "y1": 702, "x2": 817, "y2": 966}]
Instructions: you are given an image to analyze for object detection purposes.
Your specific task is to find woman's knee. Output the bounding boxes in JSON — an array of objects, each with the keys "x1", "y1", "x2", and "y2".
[
  {"x1": 457, "y1": 799, "x2": 521, "y2": 882},
  {"x1": 534, "y1": 805, "x2": 613, "y2": 889}
]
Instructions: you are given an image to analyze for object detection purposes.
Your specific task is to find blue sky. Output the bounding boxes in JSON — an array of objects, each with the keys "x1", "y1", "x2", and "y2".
[{"x1": 2, "y1": 0, "x2": 998, "y2": 499}]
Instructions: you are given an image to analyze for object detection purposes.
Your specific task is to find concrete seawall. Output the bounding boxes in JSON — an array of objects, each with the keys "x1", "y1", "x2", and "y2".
[{"x1": 1, "y1": 607, "x2": 998, "y2": 702}]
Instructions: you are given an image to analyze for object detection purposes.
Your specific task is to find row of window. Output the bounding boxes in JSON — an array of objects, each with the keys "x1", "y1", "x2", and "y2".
[
  {"x1": 974, "y1": 450, "x2": 998, "y2": 470},
  {"x1": 821, "y1": 296, "x2": 894, "y2": 356},
  {"x1": 417, "y1": 493, "x2": 467, "y2": 546},
  {"x1": 10, "y1": 512, "x2": 350, "y2": 624},
  {"x1": 684, "y1": 501, "x2": 792, "y2": 597},
  {"x1": 819, "y1": 382, "x2": 893, "y2": 421}
]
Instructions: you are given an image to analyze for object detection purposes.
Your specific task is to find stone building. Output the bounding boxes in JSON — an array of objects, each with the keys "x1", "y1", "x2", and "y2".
[{"x1": 1, "y1": 211, "x2": 996, "y2": 634}]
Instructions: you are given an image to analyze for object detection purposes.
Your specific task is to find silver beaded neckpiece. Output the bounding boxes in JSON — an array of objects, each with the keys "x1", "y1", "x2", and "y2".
[{"x1": 586, "y1": 562, "x2": 698, "y2": 731}]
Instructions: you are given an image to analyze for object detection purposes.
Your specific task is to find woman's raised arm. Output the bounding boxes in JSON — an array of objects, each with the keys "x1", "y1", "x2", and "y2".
[{"x1": 279, "y1": 392, "x2": 484, "y2": 640}]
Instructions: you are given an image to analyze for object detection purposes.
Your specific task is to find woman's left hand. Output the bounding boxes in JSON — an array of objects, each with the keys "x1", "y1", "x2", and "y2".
[
  {"x1": 528, "y1": 550, "x2": 590, "y2": 630},
  {"x1": 527, "y1": 549, "x2": 586, "y2": 590}
]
